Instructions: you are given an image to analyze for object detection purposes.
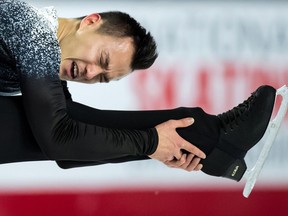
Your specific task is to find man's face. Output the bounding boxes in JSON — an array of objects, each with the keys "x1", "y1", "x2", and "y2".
[{"x1": 59, "y1": 15, "x2": 134, "y2": 83}]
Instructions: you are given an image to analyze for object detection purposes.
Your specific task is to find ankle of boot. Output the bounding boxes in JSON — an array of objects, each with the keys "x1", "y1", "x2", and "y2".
[{"x1": 201, "y1": 147, "x2": 247, "y2": 181}]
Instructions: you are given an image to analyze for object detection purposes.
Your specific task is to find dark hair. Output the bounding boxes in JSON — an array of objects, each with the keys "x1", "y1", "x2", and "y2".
[{"x1": 78, "y1": 12, "x2": 158, "y2": 71}]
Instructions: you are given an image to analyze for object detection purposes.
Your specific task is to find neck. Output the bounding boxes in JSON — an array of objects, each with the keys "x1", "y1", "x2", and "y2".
[{"x1": 57, "y1": 18, "x2": 80, "y2": 43}]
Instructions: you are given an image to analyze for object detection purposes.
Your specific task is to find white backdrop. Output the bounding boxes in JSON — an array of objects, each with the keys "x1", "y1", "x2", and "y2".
[{"x1": 1, "y1": 0, "x2": 287, "y2": 192}]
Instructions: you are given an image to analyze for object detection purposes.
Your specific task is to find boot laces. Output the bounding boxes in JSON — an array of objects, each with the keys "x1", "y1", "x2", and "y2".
[{"x1": 218, "y1": 92, "x2": 256, "y2": 134}]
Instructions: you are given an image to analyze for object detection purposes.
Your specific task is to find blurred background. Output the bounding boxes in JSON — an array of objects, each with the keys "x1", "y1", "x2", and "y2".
[{"x1": 1, "y1": 0, "x2": 288, "y2": 215}]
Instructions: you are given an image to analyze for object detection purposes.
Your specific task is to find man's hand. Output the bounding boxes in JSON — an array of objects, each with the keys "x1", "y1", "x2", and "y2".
[
  {"x1": 148, "y1": 118, "x2": 206, "y2": 171},
  {"x1": 164, "y1": 153, "x2": 203, "y2": 171}
]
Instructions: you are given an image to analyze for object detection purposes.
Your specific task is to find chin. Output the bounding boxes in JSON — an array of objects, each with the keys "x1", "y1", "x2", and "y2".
[{"x1": 59, "y1": 74, "x2": 68, "y2": 81}]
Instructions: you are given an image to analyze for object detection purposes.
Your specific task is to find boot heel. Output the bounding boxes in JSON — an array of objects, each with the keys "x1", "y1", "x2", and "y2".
[
  {"x1": 223, "y1": 159, "x2": 247, "y2": 181},
  {"x1": 202, "y1": 147, "x2": 247, "y2": 181}
]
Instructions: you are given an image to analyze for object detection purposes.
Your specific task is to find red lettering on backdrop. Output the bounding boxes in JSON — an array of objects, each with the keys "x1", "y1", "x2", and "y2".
[
  {"x1": 132, "y1": 68, "x2": 178, "y2": 109},
  {"x1": 194, "y1": 66, "x2": 213, "y2": 113},
  {"x1": 132, "y1": 62, "x2": 287, "y2": 122},
  {"x1": 240, "y1": 64, "x2": 288, "y2": 119},
  {"x1": 223, "y1": 62, "x2": 238, "y2": 111}
]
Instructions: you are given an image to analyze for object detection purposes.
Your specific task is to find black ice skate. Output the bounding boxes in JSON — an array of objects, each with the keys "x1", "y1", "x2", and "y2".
[
  {"x1": 243, "y1": 85, "x2": 288, "y2": 197},
  {"x1": 201, "y1": 85, "x2": 277, "y2": 184}
]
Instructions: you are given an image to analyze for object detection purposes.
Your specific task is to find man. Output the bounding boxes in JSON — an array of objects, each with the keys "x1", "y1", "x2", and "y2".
[{"x1": 0, "y1": 0, "x2": 275, "y2": 181}]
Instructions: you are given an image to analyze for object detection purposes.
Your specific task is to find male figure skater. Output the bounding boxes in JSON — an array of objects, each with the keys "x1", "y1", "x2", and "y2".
[{"x1": 0, "y1": 0, "x2": 275, "y2": 181}]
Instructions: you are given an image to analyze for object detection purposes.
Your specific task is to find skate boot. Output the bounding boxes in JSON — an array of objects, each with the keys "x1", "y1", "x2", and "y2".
[{"x1": 201, "y1": 85, "x2": 276, "y2": 181}]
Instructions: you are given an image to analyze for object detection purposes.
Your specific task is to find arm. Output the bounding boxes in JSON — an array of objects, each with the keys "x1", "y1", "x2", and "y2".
[{"x1": 1, "y1": 1, "x2": 157, "y2": 161}]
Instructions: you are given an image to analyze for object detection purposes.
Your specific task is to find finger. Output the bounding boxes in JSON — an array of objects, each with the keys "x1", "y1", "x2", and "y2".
[
  {"x1": 174, "y1": 150, "x2": 182, "y2": 160},
  {"x1": 165, "y1": 154, "x2": 187, "y2": 168},
  {"x1": 186, "y1": 157, "x2": 202, "y2": 172},
  {"x1": 164, "y1": 160, "x2": 175, "y2": 168},
  {"x1": 174, "y1": 154, "x2": 187, "y2": 167},
  {"x1": 181, "y1": 142, "x2": 206, "y2": 159},
  {"x1": 180, "y1": 153, "x2": 195, "y2": 169},
  {"x1": 194, "y1": 164, "x2": 203, "y2": 171},
  {"x1": 171, "y1": 117, "x2": 194, "y2": 129},
  {"x1": 166, "y1": 153, "x2": 176, "y2": 162}
]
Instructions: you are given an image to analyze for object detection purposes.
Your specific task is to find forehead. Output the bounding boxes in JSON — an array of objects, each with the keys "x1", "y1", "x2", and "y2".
[{"x1": 100, "y1": 35, "x2": 134, "y2": 71}]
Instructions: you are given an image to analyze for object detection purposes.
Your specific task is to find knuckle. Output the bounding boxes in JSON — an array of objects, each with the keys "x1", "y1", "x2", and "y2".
[
  {"x1": 175, "y1": 161, "x2": 182, "y2": 167},
  {"x1": 176, "y1": 143, "x2": 182, "y2": 149}
]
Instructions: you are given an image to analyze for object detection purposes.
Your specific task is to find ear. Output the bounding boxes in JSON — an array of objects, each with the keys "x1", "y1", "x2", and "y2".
[{"x1": 79, "y1": 13, "x2": 101, "y2": 29}]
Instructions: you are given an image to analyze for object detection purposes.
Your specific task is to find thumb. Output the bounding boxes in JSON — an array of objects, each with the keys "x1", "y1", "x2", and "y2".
[{"x1": 174, "y1": 117, "x2": 194, "y2": 129}]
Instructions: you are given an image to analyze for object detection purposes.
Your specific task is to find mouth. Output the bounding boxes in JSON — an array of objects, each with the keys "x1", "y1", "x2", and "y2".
[{"x1": 70, "y1": 61, "x2": 78, "y2": 79}]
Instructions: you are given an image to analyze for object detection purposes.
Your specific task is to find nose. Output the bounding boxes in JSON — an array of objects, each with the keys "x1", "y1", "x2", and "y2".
[{"x1": 85, "y1": 64, "x2": 103, "y2": 80}]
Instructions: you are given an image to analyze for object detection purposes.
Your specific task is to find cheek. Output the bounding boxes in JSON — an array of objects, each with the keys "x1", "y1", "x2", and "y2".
[
  {"x1": 71, "y1": 42, "x2": 97, "y2": 61},
  {"x1": 83, "y1": 40, "x2": 98, "y2": 55},
  {"x1": 83, "y1": 51, "x2": 98, "y2": 63}
]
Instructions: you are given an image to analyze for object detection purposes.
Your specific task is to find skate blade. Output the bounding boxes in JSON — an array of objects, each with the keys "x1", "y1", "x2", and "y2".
[{"x1": 243, "y1": 85, "x2": 288, "y2": 198}]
